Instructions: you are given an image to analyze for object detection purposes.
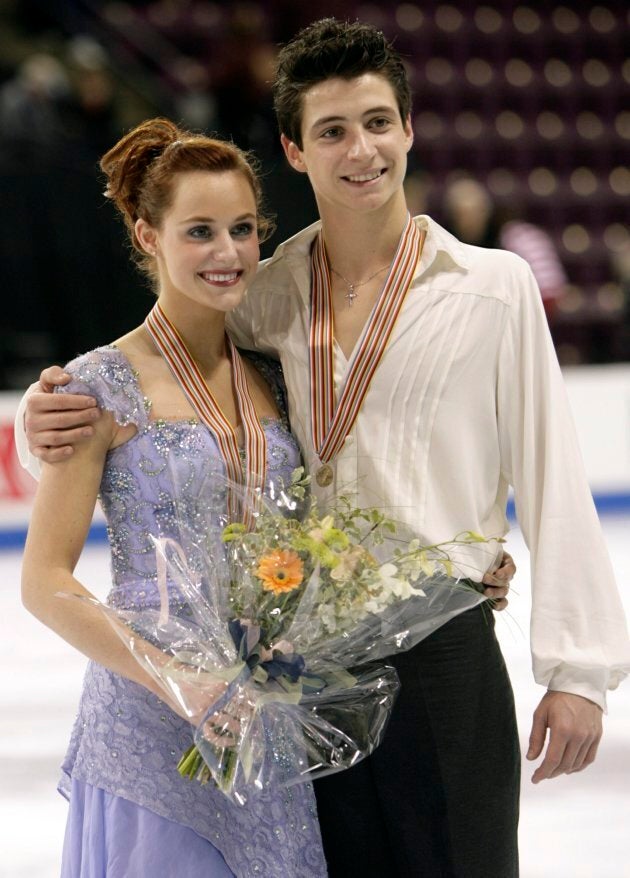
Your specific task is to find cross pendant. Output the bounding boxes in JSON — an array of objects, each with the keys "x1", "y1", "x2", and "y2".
[{"x1": 345, "y1": 285, "x2": 358, "y2": 306}]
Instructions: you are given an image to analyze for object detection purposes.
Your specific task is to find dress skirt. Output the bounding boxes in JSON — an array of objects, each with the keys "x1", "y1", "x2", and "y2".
[{"x1": 61, "y1": 778, "x2": 235, "y2": 878}]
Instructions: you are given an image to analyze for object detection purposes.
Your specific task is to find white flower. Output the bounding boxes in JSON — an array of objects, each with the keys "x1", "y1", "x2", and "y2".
[
  {"x1": 319, "y1": 604, "x2": 337, "y2": 634},
  {"x1": 376, "y1": 563, "x2": 401, "y2": 592},
  {"x1": 363, "y1": 599, "x2": 382, "y2": 614},
  {"x1": 375, "y1": 563, "x2": 425, "y2": 600}
]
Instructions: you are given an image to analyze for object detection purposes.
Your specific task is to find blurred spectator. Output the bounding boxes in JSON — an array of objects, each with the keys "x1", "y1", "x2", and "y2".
[
  {"x1": 498, "y1": 216, "x2": 569, "y2": 323},
  {"x1": 208, "y1": 10, "x2": 318, "y2": 254},
  {"x1": 65, "y1": 35, "x2": 119, "y2": 159},
  {"x1": 0, "y1": 53, "x2": 73, "y2": 162},
  {"x1": 0, "y1": 46, "x2": 148, "y2": 390},
  {"x1": 443, "y1": 177, "x2": 568, "y2": 322},
  {"x1": 0, "y1": 42, "x2": 120, "y2": 165},
  {"x1": 212, "y1": 33, "x2": 280, "y2": 163},
  {"x1": 168, "y1": 56, "x2": 216, "y2": 132},
  {"x1": 443, "y1": 176, "x2": 500, "y2": 248},
  {"x1": 0, "y1": 53, "x2": 73, "y2": 388}
]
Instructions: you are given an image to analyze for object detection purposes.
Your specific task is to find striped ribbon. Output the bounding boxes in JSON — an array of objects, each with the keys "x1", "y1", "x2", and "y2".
[
  {"x1": 309, "y1": 215, "x2": 426, "y2": 464},
  {"x1": 144, "y1": 302, "x2": 267, "y2": 525}
]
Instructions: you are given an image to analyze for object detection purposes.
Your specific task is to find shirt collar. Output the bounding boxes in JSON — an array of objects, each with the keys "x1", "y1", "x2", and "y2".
[
  {"x1": 413, "y1": 214, "x2": 471, "y2": 276},
  {"x1": 265, "y1": 219, "x2": 321, "y2": 268},
  {"x1": 263, "y1": 214, "x2": 471, "y2": 287}
]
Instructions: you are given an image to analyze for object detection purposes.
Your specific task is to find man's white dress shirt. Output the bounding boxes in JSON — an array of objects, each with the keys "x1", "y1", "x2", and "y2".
[{"x1": 226, "y1": 215, "x2": 630, "y2": 710}]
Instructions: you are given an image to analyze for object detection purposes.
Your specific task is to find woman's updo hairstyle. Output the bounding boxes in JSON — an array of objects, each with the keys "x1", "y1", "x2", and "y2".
[{"x1": 99, "y1": 117, "x2": 273, "y2": 280}]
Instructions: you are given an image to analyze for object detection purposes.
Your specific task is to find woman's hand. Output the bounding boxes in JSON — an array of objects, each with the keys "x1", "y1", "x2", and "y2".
[{"x1": 157, "y1": 662, "x2": 252, "y2": 746}]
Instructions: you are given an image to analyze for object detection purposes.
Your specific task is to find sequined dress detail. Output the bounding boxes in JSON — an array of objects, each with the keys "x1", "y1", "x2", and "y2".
[{"x1": 56, "y1": 346, "x2": 327, "y2": 878}]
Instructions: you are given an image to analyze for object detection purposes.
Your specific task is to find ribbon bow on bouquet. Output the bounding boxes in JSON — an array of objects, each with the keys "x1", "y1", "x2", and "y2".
[{"x1": 228, "y1": 620, "x2": 308, "y2": 685}]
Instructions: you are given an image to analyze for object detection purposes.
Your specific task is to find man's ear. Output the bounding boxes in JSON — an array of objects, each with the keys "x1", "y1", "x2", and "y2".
[
  {"x1": 280, "y1": 134, "x2": 308, "y2": 174},
  {"x1": 135, "y1": 218, "x2": 158, "y2": 256},
  {"x1": 404, "y1": 114, "x2": 414, "y2": 153}
]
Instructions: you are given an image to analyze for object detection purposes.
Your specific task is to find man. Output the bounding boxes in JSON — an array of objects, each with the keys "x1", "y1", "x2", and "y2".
[{"x1": 16, "y1": 18, "x2": 630, "y2": 878}]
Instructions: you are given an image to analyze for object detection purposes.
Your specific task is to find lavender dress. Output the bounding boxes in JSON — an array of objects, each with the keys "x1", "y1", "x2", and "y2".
[{"x1": 56, "y1": 346, "x2": 327, "y2": 878}]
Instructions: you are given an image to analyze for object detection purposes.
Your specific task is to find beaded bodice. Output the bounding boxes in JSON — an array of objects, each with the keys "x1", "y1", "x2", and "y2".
[{"x1": 59, "y1": 346, "x2": 299, "y2": 607}]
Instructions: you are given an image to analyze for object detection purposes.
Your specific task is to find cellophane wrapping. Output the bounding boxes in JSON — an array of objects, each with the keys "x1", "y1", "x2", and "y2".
[{"x1": 70, "y1": 463, "x2": 499, "y2": 805}]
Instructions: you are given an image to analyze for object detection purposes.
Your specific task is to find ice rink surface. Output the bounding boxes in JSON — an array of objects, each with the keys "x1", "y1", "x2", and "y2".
[{"x1": 1, "y1": 516, "x2": 629, "y2": 878}]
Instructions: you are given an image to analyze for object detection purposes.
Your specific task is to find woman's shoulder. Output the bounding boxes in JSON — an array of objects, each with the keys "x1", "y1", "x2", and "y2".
[
  {"x1": 57, "y1": 345, "x2": 150, "y2": 429},
  {"x1": 62, "y1": 344, "x2": 129, "y2": 375}
]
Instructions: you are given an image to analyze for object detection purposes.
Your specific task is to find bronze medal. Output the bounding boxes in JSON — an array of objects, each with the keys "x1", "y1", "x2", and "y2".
[{"x1": 316, "y1": 464, "x2": 334, "y2": 487}]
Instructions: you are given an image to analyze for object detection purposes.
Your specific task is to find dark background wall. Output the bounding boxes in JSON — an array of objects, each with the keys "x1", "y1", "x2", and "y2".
[{"x1": 0, "y1": 0, "x2": 628, "y2": 388}]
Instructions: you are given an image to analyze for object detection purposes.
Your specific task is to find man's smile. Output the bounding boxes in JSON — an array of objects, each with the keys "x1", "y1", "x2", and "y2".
[{"x1": 341, "y1": 168, "x2": 387, "y2": 184}]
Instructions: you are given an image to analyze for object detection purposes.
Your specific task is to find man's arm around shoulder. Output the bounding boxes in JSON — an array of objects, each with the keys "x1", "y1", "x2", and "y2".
[{"x1": 15, "y1": 366, "x2": 101, "y2": 473}]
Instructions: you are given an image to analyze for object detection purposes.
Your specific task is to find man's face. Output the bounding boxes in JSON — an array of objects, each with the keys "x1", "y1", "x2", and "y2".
[{"x1": 281, "y1": 73, "x2": 413, "y2": 219}]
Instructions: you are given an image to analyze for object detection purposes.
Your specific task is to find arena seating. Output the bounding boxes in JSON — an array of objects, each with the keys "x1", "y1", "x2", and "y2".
[{"x1": 91, "y1": 0, "x2": 628, "y2": 362}]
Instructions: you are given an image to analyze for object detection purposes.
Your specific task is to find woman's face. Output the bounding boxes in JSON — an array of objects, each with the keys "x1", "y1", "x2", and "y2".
[{"x1": 138, "y1": 169, "x2": 260, "y2": 315}]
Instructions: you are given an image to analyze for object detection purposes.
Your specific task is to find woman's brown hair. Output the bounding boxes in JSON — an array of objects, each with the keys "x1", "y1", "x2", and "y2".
[{"x1": 100, "y1": 118, "x2": 273, "y2": 281}]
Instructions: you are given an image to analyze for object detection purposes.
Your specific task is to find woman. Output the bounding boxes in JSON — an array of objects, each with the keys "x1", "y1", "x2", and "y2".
[{"x1": 21, "y1": 118, "x2": 327, "y2": 877}]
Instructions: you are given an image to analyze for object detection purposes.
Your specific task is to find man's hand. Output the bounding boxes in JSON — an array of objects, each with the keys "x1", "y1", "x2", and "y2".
[
  {"x1": 527, "y1": 690, "x2": 603, "y2": 783},
  {"x1": 481, "y1": 549, "x2": 516, "y2": 611},
  {"x1": 25, "y1": 366, "x2": 100, "y2": 462}
]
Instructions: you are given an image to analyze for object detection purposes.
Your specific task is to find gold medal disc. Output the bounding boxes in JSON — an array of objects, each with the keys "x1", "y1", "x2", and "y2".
[{"x1": 315, "y1": 464, "x2": 334, "y2": 487}]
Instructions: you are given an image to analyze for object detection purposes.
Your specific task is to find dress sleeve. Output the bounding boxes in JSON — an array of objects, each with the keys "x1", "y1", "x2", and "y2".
[
  {"x1": 14, "y1": 384, "x2": 41, "y2": 479},
  {"x1": 55, "y1": 347, "x2": 150, "y2": 430},
  {"x1": 496, "y1": 259, "x2": 630, "y2": 710}
]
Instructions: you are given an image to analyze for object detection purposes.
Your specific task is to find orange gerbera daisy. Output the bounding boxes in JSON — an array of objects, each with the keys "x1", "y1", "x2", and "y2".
[{"x1": 256, "y1": 549, "x2": 304, "y2": 594}]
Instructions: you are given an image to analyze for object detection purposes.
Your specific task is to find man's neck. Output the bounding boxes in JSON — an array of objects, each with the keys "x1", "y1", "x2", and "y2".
[{"x1": 319, "y1": 195, "x2": 410, "y2": 279}]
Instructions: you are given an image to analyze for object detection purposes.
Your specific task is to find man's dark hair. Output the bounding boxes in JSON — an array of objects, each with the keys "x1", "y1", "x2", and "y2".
[{"x1": 273, "y1": 18, "x2": 412, "y2": 149}]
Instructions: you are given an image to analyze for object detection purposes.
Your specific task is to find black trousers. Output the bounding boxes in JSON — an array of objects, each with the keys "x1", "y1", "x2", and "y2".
[{"x1": 313, "y1": 606, "x2": 520, "y2": 878}]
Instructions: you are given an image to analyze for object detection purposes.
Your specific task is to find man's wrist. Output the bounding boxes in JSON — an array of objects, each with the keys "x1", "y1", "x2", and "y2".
[
  {"x1": 544, "y1": 667, "x2": 608, "y2": 712},
  {"x1": 545, "y1": 689, "x2": 603, "y2": 711}
]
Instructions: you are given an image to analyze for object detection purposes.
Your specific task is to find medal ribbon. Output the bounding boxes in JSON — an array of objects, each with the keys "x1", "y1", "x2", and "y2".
[
  {"x1": 144, "y1": 302, "x2": 267, "y2": 525},
  {"x1": 309, "y1": 215, "x2": 426, "y2": 464}
]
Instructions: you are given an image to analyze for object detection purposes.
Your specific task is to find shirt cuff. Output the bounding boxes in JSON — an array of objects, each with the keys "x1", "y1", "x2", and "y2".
[
  {"x1": 14, "y1": 385, "x2": 42, "y2": 482},
  {"x1": 543, "y1": 664, "x2": 622, "y2": 713}
]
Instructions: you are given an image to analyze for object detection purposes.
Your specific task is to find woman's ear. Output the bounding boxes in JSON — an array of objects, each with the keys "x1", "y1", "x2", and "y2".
[{"x1": 135, "y1": 218, "x2": 158, "y2": 256}]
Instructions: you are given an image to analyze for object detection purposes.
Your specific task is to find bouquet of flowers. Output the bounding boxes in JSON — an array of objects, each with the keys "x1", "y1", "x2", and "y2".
[{"x1": 74, "y1": 464, "x2": 501, "y2": 805}]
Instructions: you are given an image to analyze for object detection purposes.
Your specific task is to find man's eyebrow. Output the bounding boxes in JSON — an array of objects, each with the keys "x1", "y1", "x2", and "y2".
[
  {"x1": 310, "y1": 106, "x2": 396, "y2": 131},
  {"x1": 310, "y1": 114, "x2": 345, "y2": 130}
]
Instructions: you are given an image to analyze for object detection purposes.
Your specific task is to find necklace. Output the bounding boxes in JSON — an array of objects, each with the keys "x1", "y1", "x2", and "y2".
[
  {"x1": 309, "y1": 217, "x2": 426, "y2": 488},
  {"x1": 329, "y1": 262, "x2": 390, "y2": 306}
]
